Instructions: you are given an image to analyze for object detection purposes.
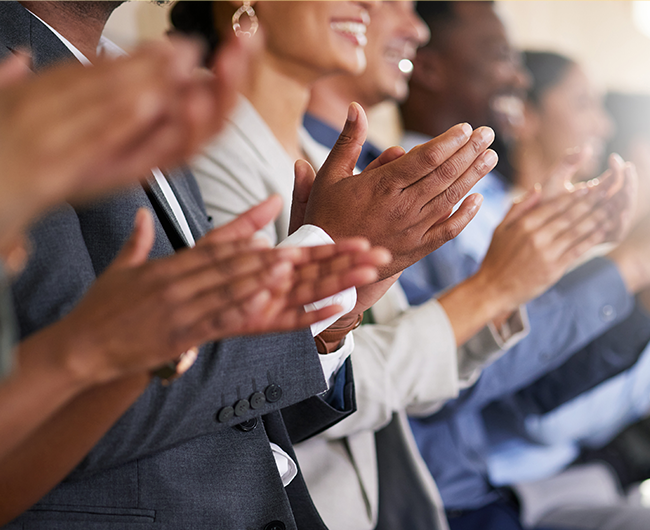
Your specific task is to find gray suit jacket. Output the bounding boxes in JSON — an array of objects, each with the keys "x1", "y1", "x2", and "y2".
[{"x1": 0, "y1": 3, "x2": 354, "y2": 528}]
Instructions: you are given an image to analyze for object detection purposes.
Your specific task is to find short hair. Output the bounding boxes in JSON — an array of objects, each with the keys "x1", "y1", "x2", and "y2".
[
  {"x1": 416, "y1": 1, "x2": 494, "y2": 50},
  {"x1": 523, "y1": 51, "x2": 575, "y2": 106},
  {"x1": 169, "y1": 1, "x2": 219, "y2": 63}
]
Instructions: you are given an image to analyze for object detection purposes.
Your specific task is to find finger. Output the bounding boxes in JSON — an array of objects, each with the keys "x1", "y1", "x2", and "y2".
[
  {"x1": 290, "y1": 265, "x2": 380, "y2": 307},
  {"x1": 381, "y1": 123, "x2": 475, "y2": 189},
  {"x1": 551, "y1": 205, "x2": 610, "y2": 259},
  {"x1": 289, "y1": 159, "x2": 317, "y2": 235},
  {"x1": 501, "y1": 187, "x2": 543, "y2": 226},
  {"x1": 418, "y1": 146, "x2": 497, "y2": 222},
  {"x1": 108, "y1": 208, "x2": 155, "y2": 270},
  {"x1": 315, "y1": 102, "x2": 368, "y2": 183},
  {"x1": 203, "y1": 195, "x2": 283, "y2": 243},
  {"x1": 0, "y1": 51, "x2": 31, "y2": 87},
  {"x1": 424, "y1": 193, "x2": 483, "y2": 248},
  {"x1": 173, "y1": 260, "x2": 295, "y2": 331},
  {"x1": 168, "y1": 246, "x2": 302, "y2": 301},
  {"x1": 294, "y1": 247, "x2": 391, "y2": 282},
  {"x1": 557, "y1": 216, "x2": 608, "y2": 267},
  {"x1": 364, "y1": 145, "x2": 406, "y2": 171}
]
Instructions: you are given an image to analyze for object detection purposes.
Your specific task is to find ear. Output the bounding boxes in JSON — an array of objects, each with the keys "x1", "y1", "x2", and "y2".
[{"x1": 410, "y1": 47, "x2": 445, "y2": 93}]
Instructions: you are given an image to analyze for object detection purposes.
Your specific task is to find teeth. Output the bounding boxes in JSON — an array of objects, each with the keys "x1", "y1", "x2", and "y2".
[
  {"x1": 330, "y1": 21, "x2": 367, "y2": 35},
  {"x1": 330, "y1": 21, "x2": 368, "y2": 46}
]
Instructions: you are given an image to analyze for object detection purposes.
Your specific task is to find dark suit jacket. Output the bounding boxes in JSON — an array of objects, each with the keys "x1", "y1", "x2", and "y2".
[{"x1": 0, "y1": 3, "x2": 354, "y2": 528}]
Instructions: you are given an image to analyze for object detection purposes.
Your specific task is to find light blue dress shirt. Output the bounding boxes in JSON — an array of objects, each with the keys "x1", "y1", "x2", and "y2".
[{"x1": 401, "y1": 130, "x2": 634, "y2": 511}]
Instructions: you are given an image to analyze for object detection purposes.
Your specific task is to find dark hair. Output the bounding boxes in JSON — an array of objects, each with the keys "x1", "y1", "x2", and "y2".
[
  {"x1": 170, "y1": 1, "x2": 220, "y2": 63},
  {"x1": 416, "y1": 1, "x2": 494, "y2": 49},
  {"x1": 523, "y1": 51, "x2": 575, "y2": 106}
]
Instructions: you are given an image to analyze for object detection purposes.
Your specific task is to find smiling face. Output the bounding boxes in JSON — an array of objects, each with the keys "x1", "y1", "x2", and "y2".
[
  {"x1": 529, "y1": 64, "x2": 613, "y2": 180},
  {"x1": 253, "y1": 1, "x2": 372, "y2": 82},
  {"x1": 430, "y1": 3, "x2": 530, "y2": 136},
  {"x1": 353, "y1": 1, "x2": 430, "y2": 105}
]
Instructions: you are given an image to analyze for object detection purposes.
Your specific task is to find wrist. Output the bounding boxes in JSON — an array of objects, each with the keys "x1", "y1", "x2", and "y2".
[
  {"x1": 466, "y1": 270, "x2": 515, "y2": 318},
  {"x1": 17, "y1": 323, "x2": 99, "y2": 396},
  {"x1": 315, "y1": 313, "x2": 363, "y2": 354}
]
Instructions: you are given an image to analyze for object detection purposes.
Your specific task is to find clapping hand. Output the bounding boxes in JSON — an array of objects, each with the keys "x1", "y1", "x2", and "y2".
[{"x1": 36, "y1": 196, "x2": 389, "y2": 386}]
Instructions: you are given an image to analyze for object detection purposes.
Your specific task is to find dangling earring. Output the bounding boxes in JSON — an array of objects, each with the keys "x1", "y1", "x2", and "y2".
[{"x1": 232, "y1": 2, "x2": 259, "y2": 38}]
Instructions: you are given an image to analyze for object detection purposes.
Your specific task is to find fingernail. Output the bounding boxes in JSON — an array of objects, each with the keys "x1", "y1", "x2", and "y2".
[
  {"x1": 347, "y1": 103, "x2": 358, "y2": 123},
  {"x1": 461, "y1": 122, "x2": 473, "y2": 138},
  {"x1": 478, "y1": 127, "x2": 495, "y2": 143},
  {"x1": 470, "y1": 194, "x2": 484, "y2": 213},
  {"x1": 482, "y1": 149, "x2": 498, "y2": 167},
  {"x1": 534, "y1": 182, "x2": 543, "y2": 193}
]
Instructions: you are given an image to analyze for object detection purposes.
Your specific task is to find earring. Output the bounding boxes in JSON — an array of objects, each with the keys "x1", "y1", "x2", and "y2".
[{"x1": 232, "y1": 2, "x2": 259, "y2": 38}]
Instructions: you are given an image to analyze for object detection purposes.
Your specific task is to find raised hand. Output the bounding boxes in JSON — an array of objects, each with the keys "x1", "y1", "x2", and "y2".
[
  {"x1": 0, "y1": 35, "x2": 253, "y2": 254},
  {"x1": 30, "y1": 197, "x2": 389, "y2": 386},
  {"x1": 475, "y1": 154, "x2": 635, "y2": 311},
  {"x1": 303, "y1": 103, "x2": 495, "y2": 279}
]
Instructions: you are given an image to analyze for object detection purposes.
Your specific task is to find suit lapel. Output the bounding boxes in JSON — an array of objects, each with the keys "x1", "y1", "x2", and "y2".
[
  {"x1": 0, "y1": 1, "x2": 75, "y2": 69},
  {"x1": 145, "y1": 173, "x2": 191, "y2": 250},
  {"x1": 0, "y1": 2, "x2": 209, "y2": 253}
]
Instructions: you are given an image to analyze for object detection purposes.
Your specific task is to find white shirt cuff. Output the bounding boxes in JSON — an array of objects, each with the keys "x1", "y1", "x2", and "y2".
[
  {"x1": 270, "y1": 442, "x2": 298, "y2": 487},
  {"x1": 277, "y1": 224, "x2": 357, "y2": 337},
  {"x1": 318, "y1": 332, "x2": 355, "y2": 389}
]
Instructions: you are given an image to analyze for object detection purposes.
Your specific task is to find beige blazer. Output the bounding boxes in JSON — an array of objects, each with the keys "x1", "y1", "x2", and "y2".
[{"x1": 192, "y1": 97, "x2": 528, "y2": 530}]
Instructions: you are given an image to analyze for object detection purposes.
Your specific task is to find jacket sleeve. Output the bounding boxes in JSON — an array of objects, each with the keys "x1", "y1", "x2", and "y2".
[
  {"x1": 433, "y1": 256, "x2": 634, "y2": 419},
  {"x1": 12, "y1": 202, "x2": 328, "y2": 477}
]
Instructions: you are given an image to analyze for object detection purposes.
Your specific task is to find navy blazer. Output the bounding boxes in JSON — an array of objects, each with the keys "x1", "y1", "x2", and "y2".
[{"x1": 0, "y1": 3, "x2": 354, "y2": 528}]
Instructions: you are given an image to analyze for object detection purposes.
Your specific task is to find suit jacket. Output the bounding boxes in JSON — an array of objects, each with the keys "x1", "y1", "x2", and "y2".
[{"x1": 0, "y1": 3, "x2": 354, "y2": 528}]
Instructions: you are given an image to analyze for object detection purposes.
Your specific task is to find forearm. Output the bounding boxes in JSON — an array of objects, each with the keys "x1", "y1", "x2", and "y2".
[
  {"x1": 0, "y1": 373, "x2": 148, "y2": 525},
  {"x1": 438, "y1": 272, "x2": 514, "y2": 347},
  {"x1": 0, "y1": 324, "x2": 95, "y2": 460}
]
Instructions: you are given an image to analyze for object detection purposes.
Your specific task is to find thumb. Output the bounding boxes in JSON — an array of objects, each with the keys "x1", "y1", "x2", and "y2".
[
  {"x1": 289, "y1": 159, "x2": 316, "y2": 235},
  {"x1": 0, "y1": 51, "x2": 31, "y2": 88},
  {"x1": 316, "y1": 102, "x2": 368, "y2": 183},
  {"x1": 502, "y1": 186, "x2": 542, "y2": 226},
  {"x1": 109, "y1": 208, "x2": 155, "y2": 270}
]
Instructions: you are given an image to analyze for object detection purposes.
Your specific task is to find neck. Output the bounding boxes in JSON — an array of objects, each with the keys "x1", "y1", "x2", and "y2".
[
  {"x1": 241, "y1": 52, "x2": 311, "y2": 162},
  {"x1": 20, "y1": 1, "x2": 120, "y2": 60},
  {"x1": 308, "y1": 75, "x2": 374, "y2": 133}
]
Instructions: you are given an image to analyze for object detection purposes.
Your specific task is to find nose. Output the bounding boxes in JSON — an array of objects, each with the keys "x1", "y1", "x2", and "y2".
[{"x1": 409, "y1": 9, "x2": 431, "y2": 47}]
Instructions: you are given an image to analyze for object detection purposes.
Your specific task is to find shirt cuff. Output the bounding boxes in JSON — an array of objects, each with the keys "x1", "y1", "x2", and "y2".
[
  {"x1": 277, "y1": 224, "x2": 357, "y2": 337},
  {"x1": 318, "y1": 332, "x2": 355, "y2": 389},
  {"x1": 488, "y1": 305, "x2": 530, "y2": 350}
]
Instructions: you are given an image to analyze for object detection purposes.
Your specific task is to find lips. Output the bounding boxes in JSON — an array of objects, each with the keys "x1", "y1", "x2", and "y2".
[
  {"x1": 330, "y1": 20, "x2": 369, "y2": 47},
  {"x1": 384, "y1": 43, "x2": 417, "y2": 71}
]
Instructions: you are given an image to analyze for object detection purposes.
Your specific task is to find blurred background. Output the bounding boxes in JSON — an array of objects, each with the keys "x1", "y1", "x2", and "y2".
[{"x1": 104, "y1": 1, "x2": 650, "y2": 146}]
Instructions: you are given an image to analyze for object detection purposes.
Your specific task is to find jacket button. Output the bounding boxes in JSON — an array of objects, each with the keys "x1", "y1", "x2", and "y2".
[
  {"x1": 250, "y1": 391, "x2": 266, "y2": 410},
  {"x1": 234, "y1": 399, "x2": 250, "y2": 417},
  {"x1": 265, "y1": 384, "x2": 283, "y2": 403},
  {"x1": 236, "y1": 418, "x2": 258, "y2": 432},
  {"x1": 216, "y1": 406, "x2": 234, "y2": 423},
  {"x1": 264, "y1": 522, "x2": 286, "y2": 530}
]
